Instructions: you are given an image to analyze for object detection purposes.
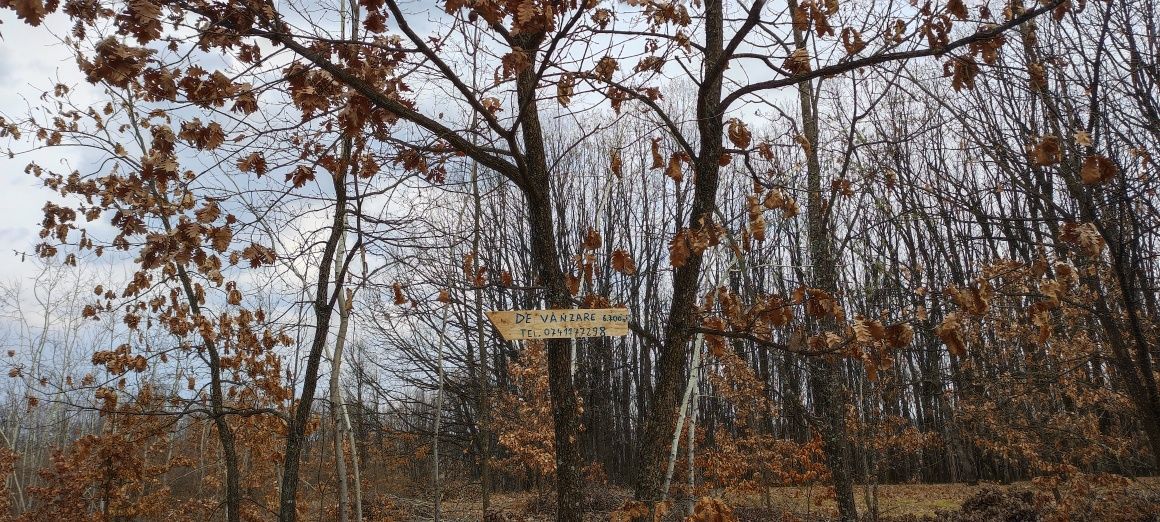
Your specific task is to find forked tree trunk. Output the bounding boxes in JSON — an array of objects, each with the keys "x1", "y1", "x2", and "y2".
[
  {"x1": 633, "y1": 0, "x2": 727, "y2": 511},
  {"x1": 277, "y1": 164, "x2": 349, "y2": 522}
]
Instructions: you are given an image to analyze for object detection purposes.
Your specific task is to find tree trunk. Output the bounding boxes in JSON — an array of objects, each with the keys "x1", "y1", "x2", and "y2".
[
  {"x1": 513, "y1": 34, "x2": 584, "y2": 522},
  {"x1": 471, "y1": 154, "x2": 493, "y2": 517},
  {"x1": 634, "y1": 0, "x2": 727, "y2": 510},
  {"x1": 278, "y1": 164, "x2": 348, "y2": 522},
  {"x1": 331, "y1": 138, "x2": 353, "y2": 522},
  {"x1": 662, "y1": 334, "x2": 703, "y2": 498},
  {"x1": 789, "y1": 0, "x2": 859, "y2": 515},
  {"x1": 433, "y1": 303, "x2": 450, "y2": 522}
]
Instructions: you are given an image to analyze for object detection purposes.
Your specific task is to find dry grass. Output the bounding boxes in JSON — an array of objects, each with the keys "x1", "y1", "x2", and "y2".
[
  {"x1": 424, "y1": 477, "x2": 1160, "y2": 521},
  {"x1": 725, "y1": 477, "x2": 1160, "y2": 520},
  {"x1": 723, "y1": 482, "x2": 974, "y2": 518}
]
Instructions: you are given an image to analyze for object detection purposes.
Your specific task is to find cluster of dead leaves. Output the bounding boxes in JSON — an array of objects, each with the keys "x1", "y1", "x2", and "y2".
[
  {"x1": 1059, "y1": 221, "x2": 1104, "y2": 257},
  {"x1": 686, "y1": 497, "x2": 737, "y2": 522},
  {"x1": 611, "y1": 248, "x2": 636, "y2": 275},
  {"x1": 610, "y1": 496, "x2": 739, "y2": 522},
  {"x1": 78, "y1": 38, "x2": 154, "y2": 89},
  {"x1": 650, "y1": 137, "x2": 692, "y2": 183},
  {"x1": 669, "y1": 219, "x2": 724, "y2": 268},
  {"x1": 7, "y1": 0, "x2": 48, "y2": 26},
  {"x1": 637, "y1": 0, "x2": 692, "y2": 29},
  {"x1": 784, "y1": 48, "x2": 812, "y2": 75},
  {"x1": 761, "y1": 187, "x2": 801, "y2": 217},
  {"x1": 1031, "y1": 135, "x2": 1062, "y2": 166},
  {"x1": 793, "y1": 0, "x2": 839, "y2": 37},
  {"x1": 851, "y1": 315, "x2": 914, "y2": 380},
  {"x1": 726, "y1": 119, "x2": 751, "y2": 150},
  {"x1": 1080, "y1": 154, "x2": 1117, "y2": 184},
  {"x1": 1030, "y1": 134, "x2": 1119, "y2": 185},
  {"x1": 493, "y1": 341, "x2": 564, "y2": 478},
  {"x1": 935, "y1": 280, "x2": 994, "y2": 357}
]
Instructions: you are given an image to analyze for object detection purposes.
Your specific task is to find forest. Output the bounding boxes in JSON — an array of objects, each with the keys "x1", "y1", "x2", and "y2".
[{"x1": 0, "y1": 0, "x2": 1157, "y2": 520}]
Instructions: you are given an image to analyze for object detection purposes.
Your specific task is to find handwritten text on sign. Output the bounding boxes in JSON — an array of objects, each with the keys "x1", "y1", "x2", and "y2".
[{"x1": 485, "y1": 308, "x2": 630, "y2": 340}]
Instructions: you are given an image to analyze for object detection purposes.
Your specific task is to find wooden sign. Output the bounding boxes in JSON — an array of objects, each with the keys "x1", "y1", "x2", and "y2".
[{"x1": 485, "y1": 308, "x2": 630, "y2": 341}]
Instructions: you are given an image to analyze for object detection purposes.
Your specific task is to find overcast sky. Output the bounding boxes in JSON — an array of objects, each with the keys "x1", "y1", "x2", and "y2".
[
  {"x1": 0, "y1": 2, "x2": 797, "y2": 303},
  {"x1": 1, "y1": 12, "x2": 100, "y2": 284}
]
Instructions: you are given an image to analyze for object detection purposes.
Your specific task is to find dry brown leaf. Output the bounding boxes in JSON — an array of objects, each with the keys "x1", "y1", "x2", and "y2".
[
  {"x1": 669, "y1": 230, "x2": 691, "y2": 268},
  {"x1": 610, "y1": 249, "x2": 636, "y2": 275},
  {"x1": 665, "y1": 154, "x2": 683, "y2": 183},
  {"x1": 556, "y1": 73, "x2": 575, "y2": 106},
  {"x1": 583, "y1": 228, "x2": 602, "y2": 250},
  {"x1": 686, "y1": 497, "x2": 736, "y2": 522},
  {"x1": 784, "y1": 48, "x2": 811, "y2": 75},
  {"x1": 726, "y1": 118, "x2": 751, "y2": 149},
  {"x1": 1080, "y1": 154, "x2": 1117, "y2": 185},
  {"x1": 1031, "y1": 135, "x2": 1061, "y2": 166},
  {"x1": 841, "y1": 27, "x2": 867, "y2": 55},
  {"x1": 936, "y1": 313, "x2": 967, "y2": 357}
]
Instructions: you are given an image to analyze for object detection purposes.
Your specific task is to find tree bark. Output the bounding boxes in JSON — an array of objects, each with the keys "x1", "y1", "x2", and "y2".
[
  {"x1": 513, "y1": 33, "x2": 585, "y2": 522},
  {"x1": 789, "y1": 0, "x2": 859, "y2": 515},
  {"x1": 277, "y1": 165, "x2": 348, "y2": 522},
  {"x1": 633, "y1": 0, "x2": 727, "y2": 509}
]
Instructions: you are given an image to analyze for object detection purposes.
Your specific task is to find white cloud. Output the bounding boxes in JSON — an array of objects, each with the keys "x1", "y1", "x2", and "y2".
[{"x1": 0, "y1": 11, "x2": 104, "y2": 282}]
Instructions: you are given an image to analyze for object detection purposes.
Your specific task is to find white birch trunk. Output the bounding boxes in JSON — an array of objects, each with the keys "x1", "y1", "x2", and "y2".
[{"x1": 662, "y1": 333, "x2": 704, "y2": 499}]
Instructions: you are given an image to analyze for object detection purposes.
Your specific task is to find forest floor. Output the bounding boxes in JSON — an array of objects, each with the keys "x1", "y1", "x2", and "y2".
[{"x1": 432, "y1": 476, "x2": 1160, "y2": 521}]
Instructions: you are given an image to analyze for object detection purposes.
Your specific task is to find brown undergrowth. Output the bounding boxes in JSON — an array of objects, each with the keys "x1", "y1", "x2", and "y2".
[{"x1": 443, "y1": 478, "x2": 1160, "y2": 522}]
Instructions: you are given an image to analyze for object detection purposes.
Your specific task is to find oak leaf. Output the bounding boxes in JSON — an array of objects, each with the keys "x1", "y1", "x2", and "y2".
[
  {"x1": 238, "y1": 152, "x2": 268, "y2": 176},
  {"x1": 194, "y1": 201, "x2": 220, "y2": 223},
  {"x1": 726, "y1": 118, "x2": 751, "y2": 149},
  {"x1": 556, "y1": 73, "x2": 575, "y2": 106},
  {"x1": 566, "y1": 273, "x2": 580, "y2": 295},
  {"x1": 1059, "y1": 222, "x2": 1104, "y2": 256},
  {"x1": 1031, "y1": 135, "x2": 1061, "y2": 166},
  {"x1": 665, "y1": 154, "x2": 683, "y2": 183},
  {"x1": 1029, "y1": 62, "x2": 1048, "y2": 91},
  {"x1": 583, "y1": 228, "x2": 602, "y2": 250},
  {"x1": 784, "y1": 48, "x2": 811, "y2": 75},
  {"x1": 885, "y1": 323, "x2": 914, "y2": 348},
  {"x1": 946, "y1": 0, "x2": 968, "y2": 19},
  {"x1": 1080, "y1": 154, "x2": 1117, "y2": 185},
  {"x1": 945, "y1": 56, "x2": 979, "y2": 91},
  {"x1": 610, "y1": 249, "x2": 636, "y2": 275},
  {"x1": 11, "y1": 0, "x2": 48, "y2": 26},
  {"x1": 650, "y1": 138, "x2": 664, "y2": 169},
  {"x1": 209, "y1": 226, "x2": 232, "y2": 252},
  {"x1": 936, "y1": 313, "x2": 967, "y2": 357},
  {"x1": 669, "y1": 230, "x2": 691, "y2": 268},
  {"x1": 481, "y1": 97, "x2": 503, "y2": 113},
  {"x1": 501, "y1": 50, "x2": 531, "y2": 78},
  {"x1": 841, "y1": 27, "x2": 867, "y2": 55},
  {"x1": 593, "y1": 56, "x2": 619, "y2": 82}
]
